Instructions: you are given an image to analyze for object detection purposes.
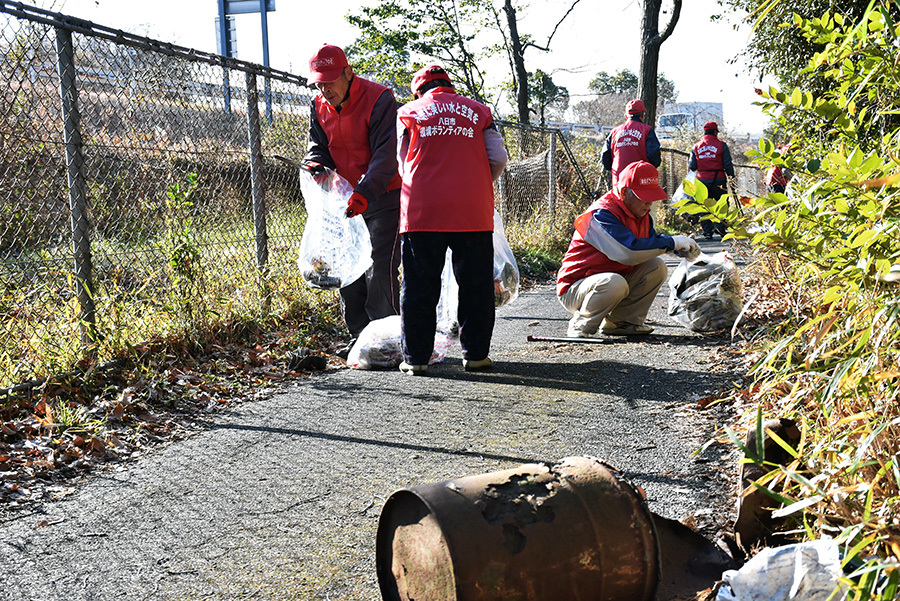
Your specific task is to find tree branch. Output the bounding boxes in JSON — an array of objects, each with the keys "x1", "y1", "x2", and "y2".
[
  {"x1": 545, "y1": 0, "x2": 582, "y2": 48},
  {"x1": 522, "y1": 0, "x2": 582, "y2": 53},
  {"x1": 658, "y1": 0, "x2": 682, "y2": 45}
]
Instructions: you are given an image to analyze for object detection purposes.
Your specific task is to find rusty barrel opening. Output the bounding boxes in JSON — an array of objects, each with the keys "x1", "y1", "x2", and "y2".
[
  {"x1": 377, "y1": 490, "x2": 457, "y2": 601},
  {"x1": 376, "y1": 456, "x2": 660, "y2": 601}
]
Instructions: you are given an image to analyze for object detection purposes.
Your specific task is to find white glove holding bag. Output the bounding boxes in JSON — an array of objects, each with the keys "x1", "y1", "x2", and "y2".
[{"x1": 671, "y1": 235, "x2": 701, "y2": 261}]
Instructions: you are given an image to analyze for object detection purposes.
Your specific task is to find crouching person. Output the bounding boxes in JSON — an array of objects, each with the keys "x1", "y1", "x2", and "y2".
[
  {"x1": 396, "y1": 65, "x2": 508, "y2": 375},
  {"x1": 557, "y1": 161, "x2": 699, "y2": 338}
]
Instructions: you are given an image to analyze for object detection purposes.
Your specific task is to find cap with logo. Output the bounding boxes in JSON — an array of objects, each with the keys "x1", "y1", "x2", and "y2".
[
  {"x1": 626, "y1": 99, "x2": 646, "y2": 114},
  {"x1": 618, "y1": 161, "x2": 667, "y2": 202},
  {"x1": 411, "y1": 64, "x2": 453, "y2": 94},
  {"x1": 308, "y1": 44, "x2": 349, "y2": 84}
]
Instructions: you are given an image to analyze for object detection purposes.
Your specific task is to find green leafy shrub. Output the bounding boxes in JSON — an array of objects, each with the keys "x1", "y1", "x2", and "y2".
[{"x1": 690, "y1": 4, "x2": 900, "y2": 597}]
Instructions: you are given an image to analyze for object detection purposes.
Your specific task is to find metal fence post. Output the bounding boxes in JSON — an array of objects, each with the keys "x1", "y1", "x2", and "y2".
[
  {"x1": 245, "y1": 72, "x2": 268, "y2": 276},
  {"x1": 56, "y1": 25, "x2": 96, "y2": 346},
  {"x1": 548, "y1": 133, "x2": 557, "y2": 231}
]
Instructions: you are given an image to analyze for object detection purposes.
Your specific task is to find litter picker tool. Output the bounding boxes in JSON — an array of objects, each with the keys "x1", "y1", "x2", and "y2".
[{"x1": 526, "y1": 335, "x2": 612, "y2": 344}]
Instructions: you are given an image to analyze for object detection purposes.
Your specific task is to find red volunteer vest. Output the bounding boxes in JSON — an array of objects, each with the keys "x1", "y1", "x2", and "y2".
[
  {"x1": 556, "y1": 191, "x2": 650, "y2": 295},
  {"x1": 765, "y1": 166, "x2": 787, "y2": 188},
  {"x1": 315, "y1": 77, "x2": 402, "y2": 191},
  {"x1": 609, "y1": 119, "x2": 653, "y2": 187},
  {"x1": 397, "y1": 87, "x2": 495, "y2": 233},
  {"x1": 693, "y1": 134, "x2": 726, "y2": 181}
]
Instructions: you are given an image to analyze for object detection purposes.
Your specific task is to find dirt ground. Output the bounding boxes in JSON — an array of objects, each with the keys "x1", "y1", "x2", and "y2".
[{"x1": 0, "y1": 239, "x2": 744, "y2": 601}]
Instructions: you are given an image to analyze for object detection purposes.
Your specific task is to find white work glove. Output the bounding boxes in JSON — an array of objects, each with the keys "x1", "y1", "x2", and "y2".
[{"x1": 671, "y1": 235, "x2": 701, "y2": 261}]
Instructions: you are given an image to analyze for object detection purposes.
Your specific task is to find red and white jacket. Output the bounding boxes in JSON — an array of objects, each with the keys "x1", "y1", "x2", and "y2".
[
  {"x1": 397, "y1": 87, "x2": 506, "y2": 233},
  {"x1": 556, "y1": 190, "x2": 674, "y2": 295},
  {"x1": 765, "y1": 166, "x2": 788, "y2": 188}
]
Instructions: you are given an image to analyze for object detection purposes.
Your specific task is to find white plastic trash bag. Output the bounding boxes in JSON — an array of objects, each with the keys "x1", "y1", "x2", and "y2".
[
  {"x1": 297, "y1": 168, "x2": 372, "y2": 290},
  {"x1": 493, "y1": 210, "x2": 520, "y2": 307},
  {"x1": 716, "y1": 539, "x2": 847, "y2": 601},
  {"x1": 672, "y1": 169, "x2": 697, "y2": 204},
  {"x1": 668, "y1": 251, "x2": 742, "y2": 333},
  {"x1": 347, "y1": 315, "x2": 452, "y2": 370},
  {"x1": 436, "y1": 249, "x2": 460, "y2": 339}
]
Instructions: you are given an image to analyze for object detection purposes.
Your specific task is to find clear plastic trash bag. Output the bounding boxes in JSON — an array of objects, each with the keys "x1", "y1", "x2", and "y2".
[
  {"x1": 493, "y1": 210, "x2": 519, "y2": 307},
  {"x1": 347, "y1": 315, "x2": 452, "y2": 370},
  {"x1": 668, "y1": 251, "x2": 742, "y2": 333},
  {"x1": 672, "y1": 169, "x2": 697, "y2": 204},
  {"x1": 436, "y1": 249, "x2": 460, "y2": 339},
  {"x1": 297, "y1": 168, "x2": 372, "y2": 290}
]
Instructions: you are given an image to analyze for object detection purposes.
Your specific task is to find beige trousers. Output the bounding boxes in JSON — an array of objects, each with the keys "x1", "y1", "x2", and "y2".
[{"x1": 558, "y1": 257, "x2": 668, "y2": 335}]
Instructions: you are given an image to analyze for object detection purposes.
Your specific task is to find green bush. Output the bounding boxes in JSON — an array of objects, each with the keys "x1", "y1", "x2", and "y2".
[{"x1": 690, "y1": 4, "x2": 900, "y2": 597}]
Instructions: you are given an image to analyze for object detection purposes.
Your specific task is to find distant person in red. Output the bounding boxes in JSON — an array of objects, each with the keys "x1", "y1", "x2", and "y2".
[
  {"x1": 302, "y1": 44, "x2": 402, "y2": 356},
  {"x1": 601, "y1": 99, "x2": 662, "y2": 190},
  {"x1": 688, "y1": 121, "x2": 735, "y2": 239},
  {"x1": 396, "y1": 65, "x2": 508, "y2": 375},
  {"x1": 766, "y1": 144, "x2": 793, "y2": 194}
]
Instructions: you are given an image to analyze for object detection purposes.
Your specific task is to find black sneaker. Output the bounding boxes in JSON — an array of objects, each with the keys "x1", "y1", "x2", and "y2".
[{"x1": 336, "y1": 338, "x2": 357, "y2": 360}]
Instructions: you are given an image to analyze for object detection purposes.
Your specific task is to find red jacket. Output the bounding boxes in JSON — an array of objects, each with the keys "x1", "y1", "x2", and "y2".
[
  {"x1": 607, "y1": 119, "x2": 654, "y2": 188},
  {"x1": 314, "y1": 76, "x2": 402, "y2": 193},
  {"x1": 766, "y1": 166, "x2": 787, "y2": 188},
  {"x1": 692, "y1": 134, "x2": 726, "y2": 181},
  {"x1": 556, "y1": 191, "x2": 651, "y2": 295},
  {"x1": 397, "y1": 87, "x2": 495, "y2": 232}
]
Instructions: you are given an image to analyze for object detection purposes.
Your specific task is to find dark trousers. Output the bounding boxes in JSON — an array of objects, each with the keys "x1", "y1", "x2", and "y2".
[
  {"x1": 400, "y1": 231, "x2": 495, "y2": 365},
  {"x1": 699, "y1": 178, "x2": 728, "y2": 236},
  {"x1": 340, "y1": 193, "x2": 401, "y2": 336}
]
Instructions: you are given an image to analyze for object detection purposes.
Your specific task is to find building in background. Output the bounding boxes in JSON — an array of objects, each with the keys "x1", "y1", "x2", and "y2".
[{"x1": 657, "y1": 102, "x2": 724, "y2": 139}]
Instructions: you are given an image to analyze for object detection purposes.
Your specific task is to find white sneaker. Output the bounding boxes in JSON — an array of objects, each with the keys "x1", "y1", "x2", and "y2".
[
  {"x1": 399, "y1": 361, "x2": 428, "y2": 375},
  {"x1": 601, "y1": 321, "x2": 654, "y2": 336},
  {"x1": 566, "y1": 325, "x2": 591, "y2": 338},
  {"x1": 463, "y1": 357, "x2": 493, "y2": 372},
  {"x1": 566, "y1": 315, "x2": 597, "y2": 338}
]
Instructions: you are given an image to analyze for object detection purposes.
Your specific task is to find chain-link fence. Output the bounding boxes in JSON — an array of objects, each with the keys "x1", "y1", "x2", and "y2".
[
  {"x1": 657, "y1": 148, "x2": 767, "y2": 199},
  {"x1": 491, "y1": 124, "x2": 766, "y2": 241},
  {"x1": 493, "y1": 121, "x2": 599, "y2": 247},
  {"x1": 1, "y1": 2, "x2": 313, "y2": 391}
]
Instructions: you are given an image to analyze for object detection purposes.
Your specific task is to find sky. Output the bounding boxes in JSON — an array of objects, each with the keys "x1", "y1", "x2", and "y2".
[{"x1": 40, "y1": 0, "x2": 772, "y2": 136}]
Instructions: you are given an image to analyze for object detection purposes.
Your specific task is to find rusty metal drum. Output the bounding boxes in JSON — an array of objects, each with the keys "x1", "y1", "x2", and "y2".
[{"x1": 376, "y1": 456, "x2": 660, "y2": 601}]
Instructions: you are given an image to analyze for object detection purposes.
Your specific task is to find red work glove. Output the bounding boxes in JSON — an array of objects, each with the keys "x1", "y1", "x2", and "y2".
[
  {"x1": 346, "y1": 191, "x2": 368, "y2": 218},
  {"x1": 301, "y1": 161, "x2": 327, "y2": 183}
]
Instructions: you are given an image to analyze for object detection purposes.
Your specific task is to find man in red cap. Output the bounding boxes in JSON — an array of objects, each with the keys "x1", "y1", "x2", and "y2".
[
  {"x1": 601, "y1": 99, "x2": 662, "y2": 190},
  {"x1": 557, "y1": 161, "x2": 698, "y2": 338},
  {"x1": 688, "y1": 121, "x2": 735, "y2": 239},
  {"x1": 302, "y1": 44, "x2": 402, "y2": 354},
  {"x1": 395, "y1": 65, "x2": 508, "y2": 375}
]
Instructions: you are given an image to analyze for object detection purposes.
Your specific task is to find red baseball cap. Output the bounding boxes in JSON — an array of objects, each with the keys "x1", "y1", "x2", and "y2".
[
  {"x1": 308, "y1": 44, "x2": 349, "y2": 84},
  {"x1": 704, "y1": 121, "x2": 718, "y2": 131},
  {"x1": 626, "y1": 99, "x2": 646, "y2": 114},
  {"x1": 411, "y1": 64, "x2": 452, "y2": 94},
  {"x1": 618, "y1": 161, "x2": 667, "y2": 202}
]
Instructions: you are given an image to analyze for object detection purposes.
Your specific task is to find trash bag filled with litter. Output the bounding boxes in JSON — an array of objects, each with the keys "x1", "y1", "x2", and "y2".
[
  {"x1": 668, "y1": 251, "x2": 742, "y2": 333},
  {"x1": 436, "y1": 250, "x2": 460, "y2": 339},
  {"x1": 297, "y1": 168, "x2": 372, "y2": 290},
  {"x1": 347, "y1": 315, "x2": 452, "y2": 370},
  {"x1": 493, "y1": 210, "x2": 520, "y2": 307}
]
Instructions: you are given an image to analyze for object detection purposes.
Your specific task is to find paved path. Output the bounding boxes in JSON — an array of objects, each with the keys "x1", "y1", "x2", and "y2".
[{"x1": 0, "y1": 240, "x2": 739, "y2": 601}]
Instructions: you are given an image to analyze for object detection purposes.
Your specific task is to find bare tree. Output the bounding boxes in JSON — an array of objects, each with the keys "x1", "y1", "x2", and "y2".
[
  {"x1": 500, "y1": 0, "x2": 582, "y2": 124},
  {"x1": 637, "y1": 0, "x2": 682, "y2": 127}
]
